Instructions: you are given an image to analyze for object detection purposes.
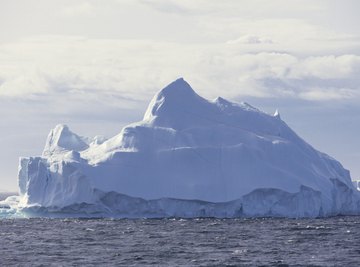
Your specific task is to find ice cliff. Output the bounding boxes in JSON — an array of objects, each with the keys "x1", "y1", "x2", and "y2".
[{"x1": 14, "y1": 78, "x2": 360, "y2": 217}]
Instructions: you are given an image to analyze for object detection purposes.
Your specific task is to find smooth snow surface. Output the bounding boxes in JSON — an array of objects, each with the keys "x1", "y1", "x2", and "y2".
[{"x1": 14, "y1": 78, "x2": 360, "y2": 218}]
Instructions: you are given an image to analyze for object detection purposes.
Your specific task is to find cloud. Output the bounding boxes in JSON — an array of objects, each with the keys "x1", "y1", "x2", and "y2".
[
  {"x1": 226, "y1": 35, "x2": 273, "y2": 45},
  {"x1": 0, "y1": 36, "x2": 359, "y2": 103},
  {"x1": 138, "y1": 0, "x2": 190, "y2": 14},
  {"x1": 0, "y1": 71, "x2": 49, "y2": 97},
  {"x1": 61, "y1": 2, "x2": 96, "y2": 17},
  {"x1": 289, "y1": 55, "x2": 360, "y2": 79},
  {"x1": 298, "y1": 87, "x2": 359, "y2": 101},
  {"x1": 138, "y1": 0, "x2": 324, "y2": 18}
]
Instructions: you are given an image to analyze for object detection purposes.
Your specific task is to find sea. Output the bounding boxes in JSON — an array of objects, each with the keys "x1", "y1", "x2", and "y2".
[{"x1": 0, "y1": 216, "x2": 359, "y2": 266}]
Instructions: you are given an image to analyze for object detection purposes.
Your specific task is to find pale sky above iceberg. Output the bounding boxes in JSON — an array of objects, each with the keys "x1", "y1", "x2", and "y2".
[{"x1": 0, "y1": 0, "x2": 359, "y2": 190}]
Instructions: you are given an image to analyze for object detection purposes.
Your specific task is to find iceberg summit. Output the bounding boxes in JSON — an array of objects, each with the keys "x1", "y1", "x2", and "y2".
[{"x1": 11, "y1": 78, "x2": 360, "y2": 217}]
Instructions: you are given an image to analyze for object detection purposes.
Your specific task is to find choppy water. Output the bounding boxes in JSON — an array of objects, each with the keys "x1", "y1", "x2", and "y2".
[{"x1": 0, "y1": 217, "x2": 359, "y2": 266}]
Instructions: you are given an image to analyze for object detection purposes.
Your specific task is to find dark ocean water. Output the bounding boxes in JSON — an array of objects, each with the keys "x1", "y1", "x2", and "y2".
[{"x1": 0, "y1": 217, "x2": 359, "y2": 266}]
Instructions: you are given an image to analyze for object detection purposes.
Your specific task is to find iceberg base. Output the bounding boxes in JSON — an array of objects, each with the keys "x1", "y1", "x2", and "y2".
[{"x1": 11, "y1": 179, "x2": 360, "y2": 218}]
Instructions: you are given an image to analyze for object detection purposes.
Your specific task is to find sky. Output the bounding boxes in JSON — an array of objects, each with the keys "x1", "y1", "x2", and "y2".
[{"x1": 0, "y1": 0, "x2": 359, "y2": 191}]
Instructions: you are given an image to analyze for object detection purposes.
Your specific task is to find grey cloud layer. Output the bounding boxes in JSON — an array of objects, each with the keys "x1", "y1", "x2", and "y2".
[{"x1": 0, "y1": 38, "x2": 359, "y2": 102}]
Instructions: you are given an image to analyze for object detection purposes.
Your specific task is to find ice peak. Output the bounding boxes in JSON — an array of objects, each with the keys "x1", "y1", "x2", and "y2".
[
  {"x1": 143, "y1": 78, "x2": 205, "y2": 123},
  {"x1": 215, "y1": 97, "x2": 231, "y2": 105},
  {"x1": 157, "y1": 77, "x2": 196, "y2": 98},
  {"x1": 42, "y1": 124, "x2": 88, "y2": 156},
  {"x1": 215, "y1": 97, "x2": 234, "y2": 111},
  {"x1": 274, "y1": 109, "x2": 280, "y2": 119},
  {"x1": 50, "y1": 124, "x2": 72, "y2": 142},
  {"x1": 54, "y1": 123, "x2": 68, "y2": 132}
]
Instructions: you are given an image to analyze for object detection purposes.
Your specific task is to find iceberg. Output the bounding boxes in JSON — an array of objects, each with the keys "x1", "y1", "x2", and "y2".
[{"x1": 11, "y1": 78, "x2": 360, "y2": 218}]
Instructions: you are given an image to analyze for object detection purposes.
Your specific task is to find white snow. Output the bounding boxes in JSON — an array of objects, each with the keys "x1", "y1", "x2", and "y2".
[
  {"x1": 13, "y1": 78, "x2": 360, "y2": 218},
  {"x1": 353, "y1": 180, "x2": 360, "y2": 191}
]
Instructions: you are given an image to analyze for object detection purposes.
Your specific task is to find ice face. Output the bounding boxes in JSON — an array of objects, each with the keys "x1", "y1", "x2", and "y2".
[{"x1": 16, "y1": 78, "x2": 360, "y2": 218}]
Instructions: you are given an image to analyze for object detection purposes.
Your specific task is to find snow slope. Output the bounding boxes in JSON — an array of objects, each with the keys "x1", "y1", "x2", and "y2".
[{"x1": 13, "y1": 78, "x2": 360, "y2": 217}]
